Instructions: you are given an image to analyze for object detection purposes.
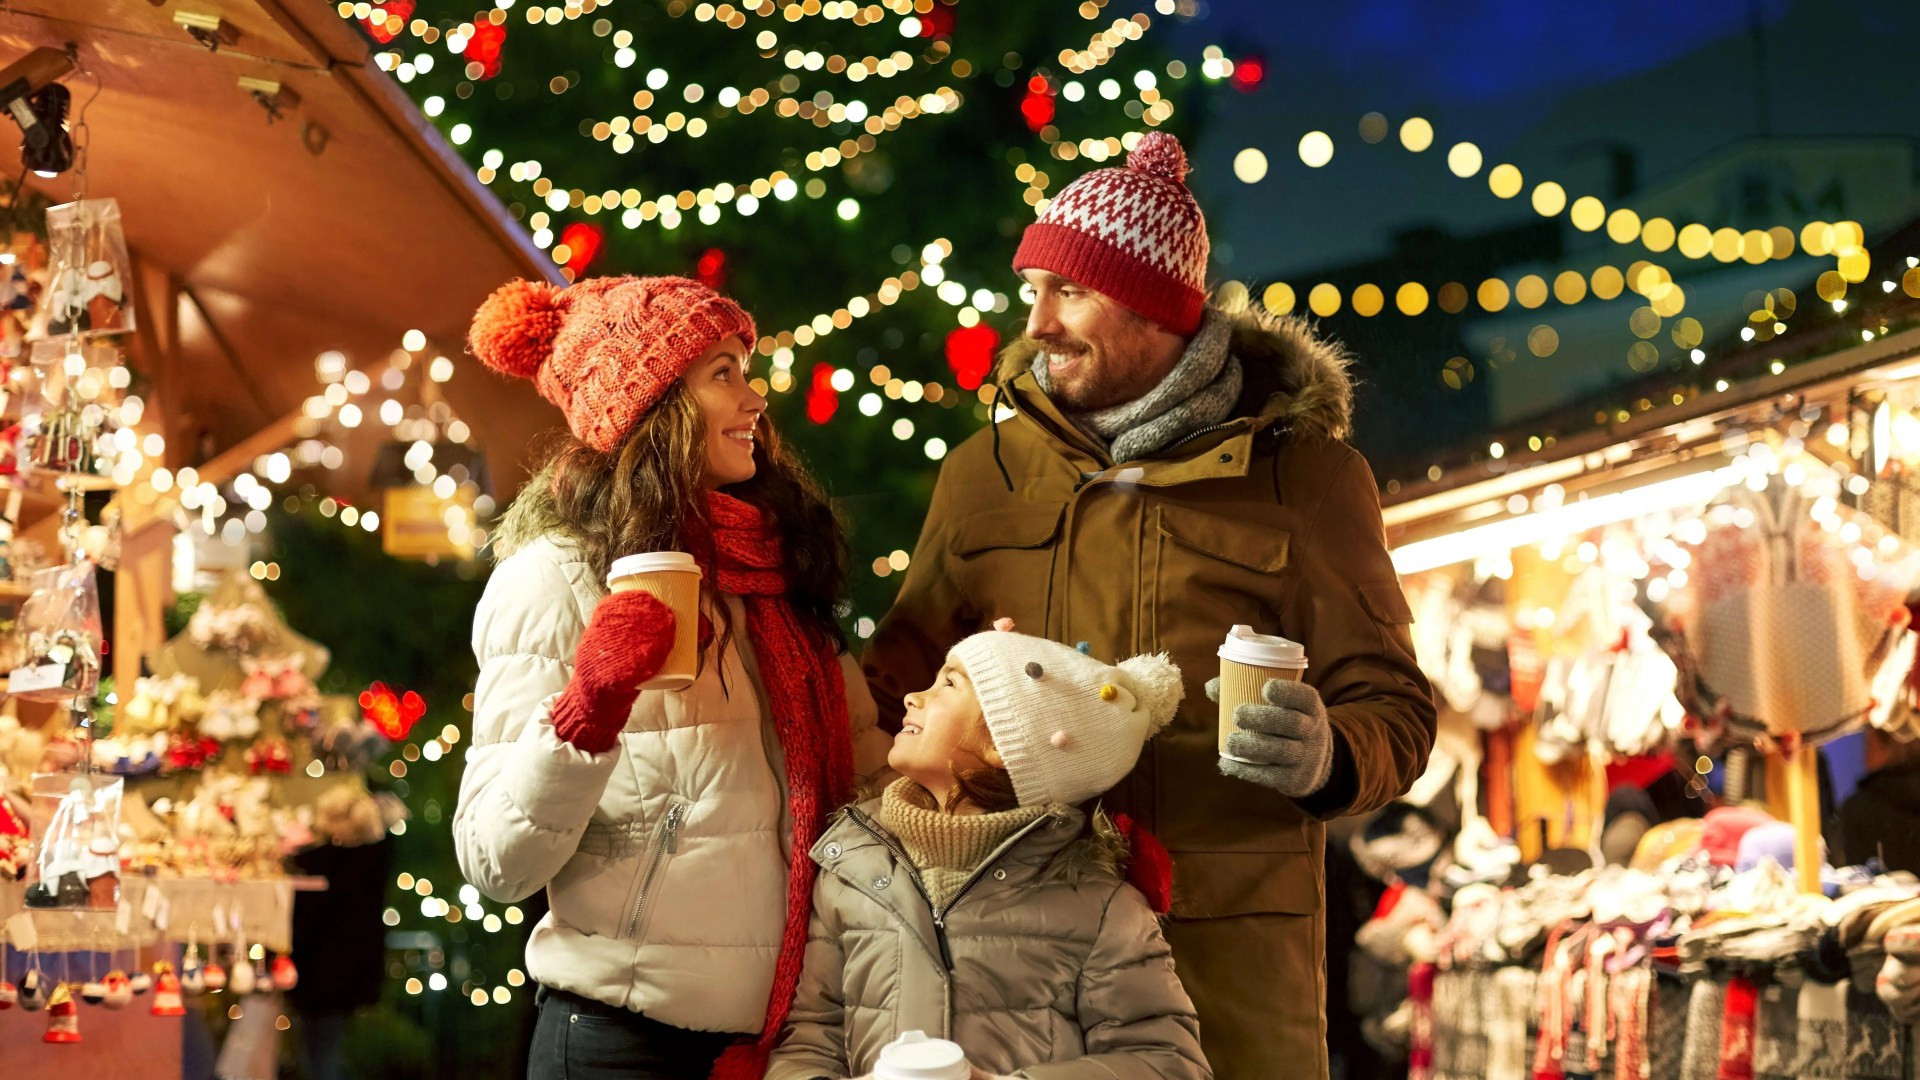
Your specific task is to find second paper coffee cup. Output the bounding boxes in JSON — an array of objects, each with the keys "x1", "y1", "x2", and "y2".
[
  {"x1": 607, "y1": 552, "x2": 703, "y2": 691},
  {"x1": 1217, "y1": 624, "x2": 1308, "y2": 763}
]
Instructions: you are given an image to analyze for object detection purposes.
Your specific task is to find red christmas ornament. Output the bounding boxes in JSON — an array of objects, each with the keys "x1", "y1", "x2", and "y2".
[
  {"x1": 1230, "y1": 55, "x2": 1266, "y2": 93},
  {"x1": 246, "y1": 739, "x2": 294, "y2": 776},
  {"x1": 463, "y1": 19, "x2": 507, "y2": 80},
  {"x1": 944, "y1": 324, "x2": 1001, "y2": 391},
  {"x1": 695, "y1": 247, "x2": 728, "y2": 291},
  {"x1": 916, "y1": 5, "x2": 955, "y2": 38},
  {"x1": 557, "y1": 222, "x2": 604, "y2": 275},
  {"x1": 358, "y1": 0, "x2": 414, "y2": 44},
  {"x1": 1019, "y1": 75, "x2": 1055, "y2": 133},
  {"x1": 805, "y1": 363, "x2": 839, "y2": 425},
  {"x1": 164, "y1": 734, "x2": 221, "y2": 772},
  {"x1": 360, "y1": 682, "x2": 426, "y2": 741}
]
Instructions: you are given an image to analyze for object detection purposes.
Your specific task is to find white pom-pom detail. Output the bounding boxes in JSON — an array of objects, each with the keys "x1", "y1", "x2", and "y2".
[
  {"x1": 1050, "y1": 730, "x2": 1071, "y2": 749},
  {"x1": 1116, "y1": 652, "x2": 1185, "y2": 737}
]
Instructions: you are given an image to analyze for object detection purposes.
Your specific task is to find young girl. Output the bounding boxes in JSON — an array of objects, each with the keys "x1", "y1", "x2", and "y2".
[
  {"x1": 454, "y1": 276, "x2": 889, "y2": 1079},
  {"x1": 770, "y1": 630, "x2": 1212, "y2": 1080}
]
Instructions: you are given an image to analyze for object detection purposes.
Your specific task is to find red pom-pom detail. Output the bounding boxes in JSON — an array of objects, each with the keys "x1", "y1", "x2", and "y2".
[
  {"x1": 1113, "y1": 813, "x2": 1175, "y2": 915},
  {"x1": 1127, "y1": 132, "x2": 1189, "y2": 183},
  {"x1": 469, "y1": 278, "x2": 565, "y2": 380}
]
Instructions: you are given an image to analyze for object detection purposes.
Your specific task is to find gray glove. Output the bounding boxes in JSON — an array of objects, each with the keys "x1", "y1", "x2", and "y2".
[{"x1": 1206, "y1": 676, "x2": 1333, "y2": 797}]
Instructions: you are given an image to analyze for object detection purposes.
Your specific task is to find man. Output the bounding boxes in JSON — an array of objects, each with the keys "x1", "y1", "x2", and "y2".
[{"x1": 865, "y1": 131, "x2": 1435, "y2": 1077}]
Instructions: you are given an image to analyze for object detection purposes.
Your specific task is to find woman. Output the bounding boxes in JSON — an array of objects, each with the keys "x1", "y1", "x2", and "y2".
[{"x1": 453, "y1": 275, "x2": 888, "y2": 1079}]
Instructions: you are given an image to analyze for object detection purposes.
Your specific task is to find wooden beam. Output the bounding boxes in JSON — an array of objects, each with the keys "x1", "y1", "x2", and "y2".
[{"x1": 188, "y1": 409, "x2": 306, "y2": 489}]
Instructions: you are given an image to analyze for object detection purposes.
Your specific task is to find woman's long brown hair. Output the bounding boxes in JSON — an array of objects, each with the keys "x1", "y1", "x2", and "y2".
[{"x1": 495, "y1": 380, "x2": 850, "y2": 654}]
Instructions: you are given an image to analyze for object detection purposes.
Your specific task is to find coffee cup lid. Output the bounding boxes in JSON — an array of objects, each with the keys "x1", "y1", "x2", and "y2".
[
  {"x1": 1218, "y1": 624, "x2": 1307, "y2": 668},
  {"x1": 874, "y1": 1031, "x2": 969, "y2": 1080},
  {"x1": 608, "y1": 551, "x2": 702, "y2": 587}
]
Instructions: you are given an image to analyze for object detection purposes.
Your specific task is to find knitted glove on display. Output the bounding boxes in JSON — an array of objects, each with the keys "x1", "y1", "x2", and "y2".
[
  {"x1": 1207, "y1": 675, "x2": 1334, "y2": 797},
  {"x1": 551, "y1": 590, "x2": 677, "y2": 753}
]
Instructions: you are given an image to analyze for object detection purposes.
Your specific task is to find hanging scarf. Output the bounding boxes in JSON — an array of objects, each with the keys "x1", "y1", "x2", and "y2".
[
  {"x1": 701, "y1": 491, "x2": 854, "y2": 1080},
  {"x1": 1032, "y1": 306, "x2": 1241, "y2": 463}
]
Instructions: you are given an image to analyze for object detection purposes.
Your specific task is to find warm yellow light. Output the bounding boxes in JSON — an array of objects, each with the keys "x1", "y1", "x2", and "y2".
[
  {"x1": 1298, "y1": 131, "x2": 1334, "y2": 168},
  {"x1": 1352, "y1": 283, "x2": 1384, "y2": 317},
  {"x1": 1262, "y1": 282, "x2": 1295, "y2": 316},
  {"x1": 1476, "y1": 278, "x2": 1511, "y2": 312},
  {"x1": 1553, "y1": 271, "x2": 1587, "y2": 305},
  {"x1": 1591, "y1": 266, "x2": 1625, "y2": 300},
  {"x1": 1307, "y1": 282, "x2": 1341, "y2": 316},
  {"x1": 1395, "y1": 282, "x2": 1429, "y2": 316},
  {"x1": 1446, "y1": 142, "x2": 1482, "y2": 178},
  {"x1": 1569, "y1": 196, "x2": 1606, "y2": 232},
  {"x1": 1641, "y1": 217, "x2": 1676, "y2": 252},
  {"x1": 1515, "y1": 275, "x2": 1548, "y2": 309},
  {"x1": 1530, "y1": 182, "x2": 1566, "y2": 217},
  {"x1": 1487, "y1": 164, "x2": 1523, "y2": 199},
  {"x1": 1606, "y1": 208, "x2": 1642, "y2": 244},
  {"x1": 1677, "y1": 223, "x2": 1714, "y2": 260},
  {"x1": 1399, "y1": 117, "x2": 1433, "y2": 152}
]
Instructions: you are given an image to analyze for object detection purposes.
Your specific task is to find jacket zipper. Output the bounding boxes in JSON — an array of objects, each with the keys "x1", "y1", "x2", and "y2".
[
  {"x1": 845, "y1": 809, "x2": 1055, "y2": 972},
  {"x1": 626, "y1": 800, "x2": 685, "y2": 939}
]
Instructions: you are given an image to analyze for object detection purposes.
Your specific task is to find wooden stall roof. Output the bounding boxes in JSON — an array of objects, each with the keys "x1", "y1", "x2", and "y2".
[{"x1": 0, "y1": 0, "x2": 563, "y2": 502}]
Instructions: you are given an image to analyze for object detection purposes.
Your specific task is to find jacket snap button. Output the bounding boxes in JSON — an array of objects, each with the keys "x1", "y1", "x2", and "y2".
[
  {"x1": 993, "y1": 869, "x2": 1007, "y2": 881},
  {"x1": 1218, "y1": 452, "x2": 1233, "y2": 463},
  {"x1": 873, "y1": 875, "x2": 891, "y2": 890},
  {"x1": 569, "y1": 1015, "x2": 578, "y2": 1024},
  {"x1": 824, "y1": 843, "x2": 842, "y2": 860}
]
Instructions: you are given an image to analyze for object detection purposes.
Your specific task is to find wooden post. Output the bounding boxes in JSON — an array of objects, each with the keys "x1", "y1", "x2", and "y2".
[{"x1": 1784, "y1": 746, "x2": 1823, "y2": 894}]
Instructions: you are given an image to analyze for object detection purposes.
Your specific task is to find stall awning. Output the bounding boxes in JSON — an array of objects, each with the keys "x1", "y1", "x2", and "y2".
[{"x1": 0, "y1": 0, "x2": 562, "y2": 501}]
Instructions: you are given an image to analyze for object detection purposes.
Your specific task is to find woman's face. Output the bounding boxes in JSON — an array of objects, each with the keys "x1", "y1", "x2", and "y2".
[
  {"x1": 683, "y1": 334, "x2": 766, "y2": 489},
  {"x1": 890, "y1": 656, "x2": 1002, "y2": 808}
]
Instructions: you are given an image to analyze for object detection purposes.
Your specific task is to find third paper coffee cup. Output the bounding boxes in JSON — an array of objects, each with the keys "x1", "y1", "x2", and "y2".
[
  {"x1": 1217, "y1": 624, "x2": 1308, "y2": 763},
  {"x1": 607, "y1": 552, "x2": 703, "y2": 691}
]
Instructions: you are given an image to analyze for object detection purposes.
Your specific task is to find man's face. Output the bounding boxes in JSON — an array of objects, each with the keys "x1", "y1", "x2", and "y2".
[{"x1": 1021, "y1": 270, "x2": 1178, "y2": 411}]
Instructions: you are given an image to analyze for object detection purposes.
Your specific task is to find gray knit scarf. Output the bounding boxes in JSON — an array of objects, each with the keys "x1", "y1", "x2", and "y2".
[{"x1": 1032, "y1": 307, "x2": 1241, "y2": 463}]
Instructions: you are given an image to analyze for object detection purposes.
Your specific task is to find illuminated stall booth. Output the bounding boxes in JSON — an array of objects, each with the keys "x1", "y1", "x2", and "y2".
[
  {"x1": 1362, "y1": 222, "x2": 1920, "y2": 1077},
  {"x1": 0, "y1": 2, "x2": 558, "y2": 1074}
]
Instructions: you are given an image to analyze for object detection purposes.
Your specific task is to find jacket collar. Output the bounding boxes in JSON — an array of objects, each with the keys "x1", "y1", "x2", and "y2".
[{"x1": 993, "y1": 301, "x2": 1355, "y2": 478}]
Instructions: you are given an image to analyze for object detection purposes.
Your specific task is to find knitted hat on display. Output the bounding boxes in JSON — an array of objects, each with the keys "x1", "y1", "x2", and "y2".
[
  {"x1": 1700, "y1": 805, "x2": 1775, "y2": 868},
  {"x1": 468, "y1": 275, "x2": 756, "y2": 452},
  {"x1": 1011, "y1": 132, "x2": 1209, "y2": 335},
  {"x1": 948, "y1": 631, "x2": 1182, "y2": 808}
]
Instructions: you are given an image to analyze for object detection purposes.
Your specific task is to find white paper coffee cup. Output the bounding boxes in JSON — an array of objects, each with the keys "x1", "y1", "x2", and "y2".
[
  {"x1": 607, "y1": 552, "x2": 703, "y2": 691},
  {"x1": 1217, "y1": 624, "x2": 1308, "y2": 764},
  {"x1": 873, "y1": 1030, "x2": 970, "y2": 1080}
]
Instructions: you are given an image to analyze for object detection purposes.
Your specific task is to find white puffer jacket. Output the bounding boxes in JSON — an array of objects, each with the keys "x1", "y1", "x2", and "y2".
[{"x1": 454, "y1": 534, "x2": 887, "y2": 1032}]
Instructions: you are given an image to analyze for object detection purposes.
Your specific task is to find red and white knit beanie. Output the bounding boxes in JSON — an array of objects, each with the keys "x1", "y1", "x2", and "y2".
[
  {"x1": 1012, "y1": 132, "x2": 1209, "y2": 335},
  {"x1": 468, "y1": 275, "x2": 756, "y2": 452},
  {"x1": 949, "y1": 631, "x2": 1183, "y2": 808}
]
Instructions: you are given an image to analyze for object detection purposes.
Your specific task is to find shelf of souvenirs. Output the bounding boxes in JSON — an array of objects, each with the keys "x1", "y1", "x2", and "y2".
[
  {"x1": 0, "y1": 873, "x2": 325, "y2": 954},
  {"x1": 0, "y1": 471, "x2": 122, "y2": 500}
]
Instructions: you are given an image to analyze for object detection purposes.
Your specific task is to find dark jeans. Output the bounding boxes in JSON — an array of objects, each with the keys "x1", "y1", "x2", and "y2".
[{"x1": 528, "y1": 986, "x2": 736, "y2": 1079}]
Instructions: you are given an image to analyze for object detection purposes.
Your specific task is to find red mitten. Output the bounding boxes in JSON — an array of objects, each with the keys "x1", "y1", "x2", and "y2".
[{"x1": 550, "y1": 591, "x2": 677, "y2": 753}]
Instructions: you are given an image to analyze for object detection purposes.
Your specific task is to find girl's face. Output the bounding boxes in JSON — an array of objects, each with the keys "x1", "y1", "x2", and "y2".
[
  {"x1": 891, "y1": 656, "x2": 1002, "y2": 810},
  {"x1": 683, "y1": 334, "x2": 767, "y2": 489}
]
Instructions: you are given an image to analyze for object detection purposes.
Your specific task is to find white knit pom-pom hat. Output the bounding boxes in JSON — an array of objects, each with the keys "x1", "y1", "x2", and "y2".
[{"x1": 948, "y1": 630, "x2": 1184, "y2": 808}]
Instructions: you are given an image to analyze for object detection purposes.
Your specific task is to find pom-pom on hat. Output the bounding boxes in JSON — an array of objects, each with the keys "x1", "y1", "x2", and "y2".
[
  {"x1": 948, "y1": 630, "x2": 1183, "y2": 808},
  {"x1": 468, "y1": 275, "x2": 756, "y2": 452},
  {"x1": 1011, "y1": 131, "x2": 1210, "y2": 335}
]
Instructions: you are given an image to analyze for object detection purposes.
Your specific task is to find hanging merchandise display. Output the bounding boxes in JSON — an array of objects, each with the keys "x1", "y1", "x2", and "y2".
[
  {"x1": 38, "y1": 198, "x2": 132, "y2": 339},
  {"x1": 7, "y1": 560, "x2": 103, "y2": 705},
  {"x1": 21, "y1": 770, "x2": 120, "y2": 909}
]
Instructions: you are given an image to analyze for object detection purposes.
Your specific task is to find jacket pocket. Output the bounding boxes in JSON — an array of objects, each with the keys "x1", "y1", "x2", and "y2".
[
  {"x1": 949, "y1": 502, "x2": 1065, "y2": 634},
  {"x1": 1170, "y1": 849, "x2": 1322, "y2": 919},
  {"x1": 618, "y1": 795, "x2": 691, "y2": 943}
]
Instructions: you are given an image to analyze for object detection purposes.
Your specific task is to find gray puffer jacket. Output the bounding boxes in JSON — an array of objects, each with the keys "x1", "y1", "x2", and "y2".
[{"x1": 767, "y1": 800, "x2": 1211, "y2": 1080}]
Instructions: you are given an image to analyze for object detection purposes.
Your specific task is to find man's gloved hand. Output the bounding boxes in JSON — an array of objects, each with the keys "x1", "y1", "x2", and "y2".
[
  {"x1": 1206, "y1": 676, "x2": 1333, "y2": 797},
  {"x1": 550, "y1": 590, "x2": 677, "y2": 754}
]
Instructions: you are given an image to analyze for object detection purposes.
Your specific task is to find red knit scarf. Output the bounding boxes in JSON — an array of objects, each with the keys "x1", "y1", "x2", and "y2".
[{"x1": 702, "y1": 491, "x2": 854, "y2": 1079}]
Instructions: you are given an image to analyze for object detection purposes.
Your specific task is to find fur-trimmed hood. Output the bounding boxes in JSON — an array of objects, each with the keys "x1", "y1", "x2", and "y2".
[{"x1": 995, "y1": 298, "x2": 1356, "y2": 442}]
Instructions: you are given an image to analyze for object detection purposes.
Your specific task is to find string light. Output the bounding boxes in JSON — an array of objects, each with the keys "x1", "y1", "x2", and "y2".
[{"x1": 1060, "y1": 13, "x2": 1151, "y2": 73}]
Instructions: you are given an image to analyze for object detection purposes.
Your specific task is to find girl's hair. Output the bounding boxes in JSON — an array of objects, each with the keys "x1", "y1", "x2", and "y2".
[
  {"x1": 948, "y1": 764, "x2": 1020, "y2": 814},
  {"x1": 494, "y1": 378, "x2": 849, "y2": 653}
]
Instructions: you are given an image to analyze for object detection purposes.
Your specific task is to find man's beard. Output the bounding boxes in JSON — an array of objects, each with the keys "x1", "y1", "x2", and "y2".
[{"x1": 1036, "y1": 334, "x2": 1165, "y2": 411}]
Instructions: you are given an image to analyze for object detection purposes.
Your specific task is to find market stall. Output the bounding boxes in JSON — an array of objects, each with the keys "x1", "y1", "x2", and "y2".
[
  {"x1": 1353, "y1": 222, "x2": 1920, "y2": 1077},
  {"x1": 0, "y1": 1, "x2": 555, "y2": 1071}
]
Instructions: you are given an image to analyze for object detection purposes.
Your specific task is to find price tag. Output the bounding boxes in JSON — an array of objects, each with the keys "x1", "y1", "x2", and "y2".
[
  {"x1": 116, "y1": 899, "x2": 133, "y2": 935},
  {"x1": 5, "y1": 911, "x2": 37, "y2": 952},
  {"x1": 212, "y1": 904, "x2": 226, "y2": 933},
  {"x1": 8, "y1": 663, "x2": 66, "y2": 694},
  {"x1": 142, "y1": 883, "x2": 163, "y2": 920},
  {"x1": 154, "y1": 896, "x2": 170, "y2": 932}
]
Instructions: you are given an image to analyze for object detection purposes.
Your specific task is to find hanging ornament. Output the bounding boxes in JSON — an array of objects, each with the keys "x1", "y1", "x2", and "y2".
[
  {"x1": 944, "y1": 324, "x2": 1001, "y2": 391},
  {"x1": 42, "y1": 983, "x2": 80, "y2": 1043},
  {"x1": 128, "y1": 970, "x2": 152, "y2": 996},
  {"x1": 102, "y1": 971, "x2": 131, "y2": 1009},
  {"x1": 148, "y1": 962, "x2": 186, "y2": 1017},
  {"x1": 359, "y1": 681, "x2": 425, "y2": 741},
  {"x1": 0, "y1": 980, "x2": 16, "y2": 1009},
  {"x1": 179, "y1": 945, "x2": 206, "y2": 995},
  {"x1": 271, "y1": 955, "x2": 299, "y2": 992},
  {"x1": 1019, "y1": 75, "x2": 1055, "y2": 132},
  {"x1": 202, "y1": 961, "x2": 227, "y2": 993},
  {"x1": 229, "y1": 955, "x2": 254, "y2": 996},
  {"x1": 79, "y1": 980, "x2": 106, "y2": 1006},
  {"x1": 18, "y1": 968, "x2": 50, "y2": 1011}
]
